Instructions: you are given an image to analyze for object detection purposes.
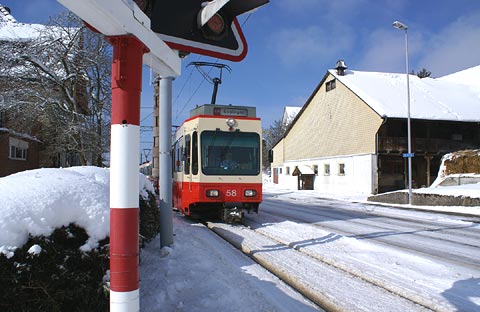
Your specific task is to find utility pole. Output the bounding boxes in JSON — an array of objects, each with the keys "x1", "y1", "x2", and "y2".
[
  {"x1": 152, "y1": 74, "x2": 160, "y2": 192},
  {"x1": 109, "y1": 35, "x2": 145, "y2": 311},
  {"x1": 158, "y1": 76, "x2": 174, "y2": 247}
]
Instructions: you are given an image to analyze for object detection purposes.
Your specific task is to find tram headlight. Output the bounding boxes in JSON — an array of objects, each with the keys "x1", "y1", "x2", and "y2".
[
  {"x1": 244, "y1": 190, "x2": 257, "y2": 197},
  {"x1": 226, "y1": 118, "x2": 236, "y2": 128},
  {"x1": 206, "y1": 189, "x2": 220, "y2": 197}
]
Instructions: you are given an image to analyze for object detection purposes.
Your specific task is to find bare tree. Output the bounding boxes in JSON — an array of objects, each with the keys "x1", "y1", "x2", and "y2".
[
  {"x1": 0, "y1": 12, "x2": 112, "y2": 167},
  {"x1": 262, "y1": 119, "x2": 286, "y2": 169}
]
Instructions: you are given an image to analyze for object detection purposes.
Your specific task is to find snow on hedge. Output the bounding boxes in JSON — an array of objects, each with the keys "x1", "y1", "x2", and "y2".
[{"x1": 0, "y1": 166, "x2": 154, "y2": 258}]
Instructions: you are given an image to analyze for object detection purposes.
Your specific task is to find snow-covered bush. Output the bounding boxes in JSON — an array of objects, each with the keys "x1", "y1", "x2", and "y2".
[
  {"x1": 0, "y1": 167, "x2": 160, "y2": 311},
  {"x1": 0, "y1": 223, "x2": 110, "y2": 311},
  {"x1": 139, "y1": 190, "x2": 161, "y2": 247}
]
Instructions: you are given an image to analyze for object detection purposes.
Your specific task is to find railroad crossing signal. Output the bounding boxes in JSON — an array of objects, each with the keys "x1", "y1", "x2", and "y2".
[{"x1": 149, "y1": 0, "x2": 269, "y2": 61}]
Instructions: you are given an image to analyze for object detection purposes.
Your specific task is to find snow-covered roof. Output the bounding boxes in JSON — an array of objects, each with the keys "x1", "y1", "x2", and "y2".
[
  {"x1": 437, "y1": 65, "x2": 480, "y2": 97},
  {"x1": 282, "y1": 106, "x2": 301, "y2": 126},
  {"x1": 0, "y1": 4, "x2": 46, "y2": 41},
  {"x1": 329, "y1": 65, "x2": 480, "y2": 122},
  {"x1": 0, "y1": 127, "x2": 42, "y2": 143},
  {"x1": 0, "y1": 4, "x2": 16, "y2": 24},
  {"x1": 438, "y1": 65, "x2": 480, "y2": 86},
  {"x1": 292, "y1": 165, "x2": 315, "y2": 175}
]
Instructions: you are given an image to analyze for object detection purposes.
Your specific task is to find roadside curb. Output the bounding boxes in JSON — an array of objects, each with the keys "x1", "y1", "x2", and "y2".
[{"x1": 359, "y1": 200, "x2": 480, "y2": 219}]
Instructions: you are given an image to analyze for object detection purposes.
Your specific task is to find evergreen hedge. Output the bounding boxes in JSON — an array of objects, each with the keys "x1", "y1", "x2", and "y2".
[{"x1": 0, "y1": 192, "x2": 159, "y2": 311}]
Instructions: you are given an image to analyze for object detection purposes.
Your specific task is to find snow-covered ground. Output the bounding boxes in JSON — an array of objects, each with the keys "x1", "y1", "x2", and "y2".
[
  {"x1": 262, "y1": 174, "x2": 480, "y2": 217},
  {"x1": 1, "y1": 167, "x2": 479, "y2": 310},
  {"x1": 140, "y1": 215, "x2": 320, "y2": 311}
]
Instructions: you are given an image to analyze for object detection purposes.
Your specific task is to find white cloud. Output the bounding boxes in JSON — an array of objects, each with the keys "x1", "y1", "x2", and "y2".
[
  {"x1": 359, "y1": 11, "x2": 480, "y2": 77},
  {"x1": 355, "y1": 29, "x2": 425, "y2": 73},
  {"x1": 419, "y1": 12, "x2": 480, "y2": 77},
  {"x1": 275, "y1": 0, "x2": 322, "y2": 14},
  {"x1": 4, "y1": 0, "x2": 65, "y2": 24},
  {"x1": 276, "y1": 0, "x2": 369, "y2": 18},
  {"x1": 286, "y1": 95, "x2": 308, "y2": 108},
  {"x1": 355, "y1": 29, "x2": 403, "y2": 72},
  {"x1": 267, "y1": 0, "x2": 394, "y2": 70},
  {"x1": 267, "y1": 25, "x2": 353, "y2": 68}
]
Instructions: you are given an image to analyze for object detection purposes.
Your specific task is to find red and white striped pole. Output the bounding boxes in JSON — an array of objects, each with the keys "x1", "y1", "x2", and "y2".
[{"x1": 109, "y1": 35, "x2": 146, "y2": 311}]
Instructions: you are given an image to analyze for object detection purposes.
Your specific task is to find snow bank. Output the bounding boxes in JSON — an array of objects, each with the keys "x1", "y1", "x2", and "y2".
[
  {"x1": 0, "y1": 166, "x2": 154, "y2": 257},
  {"x1": 432, "y1": 149, "x2": 480, "y2": 187}
]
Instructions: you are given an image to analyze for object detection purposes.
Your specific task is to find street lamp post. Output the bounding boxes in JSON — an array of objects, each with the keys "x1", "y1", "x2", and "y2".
[{"x1": 392, "y1": 20, "x2": 412, "y2": 205}]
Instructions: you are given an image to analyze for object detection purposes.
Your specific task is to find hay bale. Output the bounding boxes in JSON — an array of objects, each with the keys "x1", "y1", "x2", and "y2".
[{"x1": 436, "y1": 149, "x2": 480, "y2": 181}]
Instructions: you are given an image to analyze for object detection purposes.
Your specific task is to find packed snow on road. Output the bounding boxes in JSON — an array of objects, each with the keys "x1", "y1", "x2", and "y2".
[{"x1": 1, "y1": 167, "x2": 479, "y2": 311}]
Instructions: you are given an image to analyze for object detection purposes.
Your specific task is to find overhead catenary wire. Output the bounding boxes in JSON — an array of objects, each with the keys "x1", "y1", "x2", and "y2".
[
  {"x1": 187, "y1": 61, "x2": 232, "y2": 104},
  {"x1": 173, "y1": 58, "x2": 218, "y2": 123},
  {"x1": 172, "y1": 55, "x2": 203, "y2": 122}
]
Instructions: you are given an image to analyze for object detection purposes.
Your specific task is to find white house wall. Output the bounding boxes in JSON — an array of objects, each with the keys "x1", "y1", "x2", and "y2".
[{"x1": 274, "y1": 154, "x2": 376, "y2": 195}]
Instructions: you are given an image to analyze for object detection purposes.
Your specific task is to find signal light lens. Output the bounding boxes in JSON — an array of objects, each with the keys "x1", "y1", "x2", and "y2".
[{"x1": 206, "y1": 13, "x2": 225, "y2": 35}]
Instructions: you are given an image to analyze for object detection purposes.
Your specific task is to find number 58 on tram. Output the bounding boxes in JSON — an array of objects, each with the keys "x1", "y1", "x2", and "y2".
[{"x1": 172, "y1": 104, "x2": 262, "y2": 222}]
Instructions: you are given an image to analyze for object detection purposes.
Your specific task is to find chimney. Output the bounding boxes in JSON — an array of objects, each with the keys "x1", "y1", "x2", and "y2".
[{"x1": 335, "y1": 60, "x2": 347, "y2": 76}]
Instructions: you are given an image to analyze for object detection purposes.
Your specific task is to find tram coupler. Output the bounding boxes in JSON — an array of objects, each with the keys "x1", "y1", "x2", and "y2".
[{"x1": 221, "y1": 206, "x2": 243, "y2": 223}]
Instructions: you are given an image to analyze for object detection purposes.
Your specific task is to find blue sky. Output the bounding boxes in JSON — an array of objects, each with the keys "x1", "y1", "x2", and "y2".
[{"x1": 2, "y1": 0, "x2": 480, "y2": 159}]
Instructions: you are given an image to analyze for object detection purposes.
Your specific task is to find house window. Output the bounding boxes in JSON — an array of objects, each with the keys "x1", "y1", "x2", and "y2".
[
  {"x1": 326, "y1": 79, "x2": 336, "y2": 92},
  {"x1": 9, "y1": 137, "x2": 29, "y2": 160},
  {"x1": 285, "y1": 166, "x2": 290, "y2": 175},
  {"x1": 313, "y1": 165, "x2": 318, "y2": 175},
  {"x1": 279, "y1": 167, "x2": 283, "y2": 174},
  {"x1": 338, "y1": 163, "x2": 345, "y2": 175},
  {"x1": 324, "y1": 164, "x2": 330, "y2": 175}
]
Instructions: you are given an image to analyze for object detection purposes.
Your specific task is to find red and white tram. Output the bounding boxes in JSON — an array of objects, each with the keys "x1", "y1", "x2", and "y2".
[{"x1": 172, "y1": 104, "x2": 262, "y2": 222}]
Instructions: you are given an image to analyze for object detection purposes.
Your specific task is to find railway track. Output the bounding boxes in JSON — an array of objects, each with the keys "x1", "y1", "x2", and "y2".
[
  {"x1": 206, "y1": 220, "x2": 437, "y2": 312},
  {"x1": 197, "y1": 195, "x2": 480, "y2": 312},
  {"x1": 253, "y1": 206, "x2": 480, "y2": 270}
]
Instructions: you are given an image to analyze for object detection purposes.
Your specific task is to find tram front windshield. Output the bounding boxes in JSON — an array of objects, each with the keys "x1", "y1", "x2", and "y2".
[{"x1": 201, "y1": 131, "x2": 260, "y2": 175}]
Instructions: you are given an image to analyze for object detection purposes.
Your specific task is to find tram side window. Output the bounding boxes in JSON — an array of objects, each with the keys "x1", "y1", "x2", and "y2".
[
  {"x1": 184, "y1": 134, "x2": 191, "y2": 174},
  {"x1": 192, "y1": 131, "x2": 198, "y2": 175},
  {"x1": 173, "y1": 138, "x2": 183, "y2": 172}
]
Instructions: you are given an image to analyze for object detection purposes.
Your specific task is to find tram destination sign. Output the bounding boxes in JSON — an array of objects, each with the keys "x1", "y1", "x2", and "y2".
[
  {"x1": 214, "y1": 107, "x2": 248, "y2": 117},
  {"x1": 190, "y1": 104, "x2": 256, "y2": 118}
]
